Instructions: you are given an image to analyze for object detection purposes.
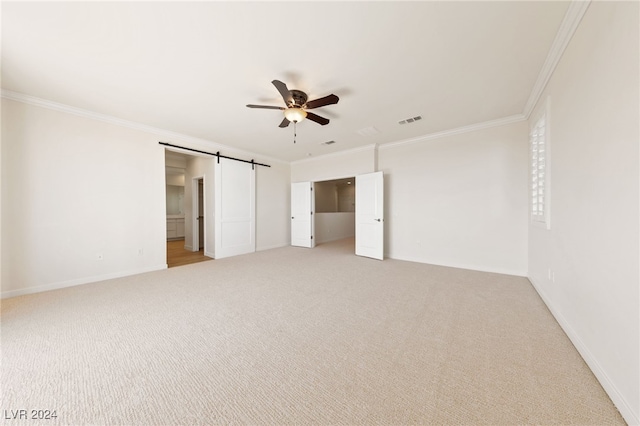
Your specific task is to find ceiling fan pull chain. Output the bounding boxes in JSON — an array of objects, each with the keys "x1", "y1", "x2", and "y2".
[{"x1": 294, "y1": 121, "x2": 297, "y2": 144}]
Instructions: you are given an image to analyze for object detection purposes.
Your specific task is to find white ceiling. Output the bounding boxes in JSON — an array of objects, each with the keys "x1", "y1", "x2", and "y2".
[{"x1": 1, "y1": 1, "x2": 569, "y2": 163}]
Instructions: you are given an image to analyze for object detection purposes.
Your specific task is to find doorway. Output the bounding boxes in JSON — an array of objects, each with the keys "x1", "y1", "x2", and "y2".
[
  {"x1": 291, "y1": 172, "x2": 384, "y2": 260},
  {"x1": 164, "y1": 149, "x2": 257, "y2": 265},
  {"x1": 314, "y1": 177, "x2": 356, "y2": 247},
  {"x1": 164, "y1": 149, "x2": 213, "y2": 268}
]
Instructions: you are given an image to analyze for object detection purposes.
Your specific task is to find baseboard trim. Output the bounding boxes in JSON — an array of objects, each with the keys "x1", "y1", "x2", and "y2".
[
  {"x1": 204, "y1": 250, "x2": 215, "y2": 259},
  {"x1": 528, "y1": 275, "x2": 639, "y2": 426},
  {"x1": 316, "y1": 235, "x2": 356, "y2": 246},
  {"x1": 386, "y1": 253, "x2": 527, "y2": 277},
  {"x1": 1, "y1": 265, "x2": 168, "y2": 299},
  {"x1": 257, "y1": 242, "x2": 290, "y2": 252}
]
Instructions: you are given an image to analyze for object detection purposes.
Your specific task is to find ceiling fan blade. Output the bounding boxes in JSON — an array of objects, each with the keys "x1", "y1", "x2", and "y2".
[
  {"x1": 305, "y1": 94, "x2": 339, "y2": 109},
  {"x1": 246, "y1": 104, "x2": 285, "y2": 110},
  {"x1": 279, "y1": 117, "x2": 290, "y2": 128},
  {"x1": 272, "y1": 80, "x2": 293, "y2": 106},
  {"x1": 306, "y1": 112, "x2": 330, "y2": 126}
]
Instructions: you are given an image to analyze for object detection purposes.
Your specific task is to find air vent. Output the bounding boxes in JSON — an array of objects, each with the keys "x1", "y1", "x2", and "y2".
[
  {"x1": 398, "y1": 115, "x2": 423, "y2": 125},
  {"x1": 322, "y1": 140, "x2": 336, "y2": 145}
]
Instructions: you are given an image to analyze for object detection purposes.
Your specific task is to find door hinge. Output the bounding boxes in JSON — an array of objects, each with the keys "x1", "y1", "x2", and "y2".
[
  {"x1": 311, "y1": 235, "x2": 313, "y2": 239},
  {"x1": 311, "y1": 211, "x2": 313, "y2": 215}
]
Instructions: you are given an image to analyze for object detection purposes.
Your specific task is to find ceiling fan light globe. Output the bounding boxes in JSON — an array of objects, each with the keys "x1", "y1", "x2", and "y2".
[{"x1": 284, "y1": 107, "x2": 307, "y2": 123}]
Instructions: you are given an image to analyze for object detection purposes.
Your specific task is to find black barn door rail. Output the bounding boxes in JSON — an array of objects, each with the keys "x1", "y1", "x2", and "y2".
[{"x1": 159, "y1": 142, "x2": 270, "y2": 169}]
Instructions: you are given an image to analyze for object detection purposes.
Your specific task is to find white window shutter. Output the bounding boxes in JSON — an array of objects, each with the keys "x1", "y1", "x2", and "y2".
[{"x1": 530, "y1": 114, "x2": 549, "y2": 226}]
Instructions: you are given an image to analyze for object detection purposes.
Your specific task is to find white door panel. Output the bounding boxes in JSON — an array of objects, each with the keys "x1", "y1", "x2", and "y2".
[
  {"x1": 198, "y1": 179, "x2": 204, "y2": 249},
  {"x1": 215, "y1": 158, "x2": 256, "y2": 259},
  {"x1": 291, "y1": 182, "x2": 314, "y2": 248},
  {"x1": 356, "y1": 171, "x2": 384, "y2": 260}
]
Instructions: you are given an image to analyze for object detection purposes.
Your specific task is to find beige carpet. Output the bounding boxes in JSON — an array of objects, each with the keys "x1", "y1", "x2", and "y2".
[{"x1": 1, "y1": 238, "x2": 625, "y2": 425}]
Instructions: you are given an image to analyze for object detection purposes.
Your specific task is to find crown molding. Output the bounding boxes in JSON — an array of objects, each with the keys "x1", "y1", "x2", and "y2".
[
  {"x1": 1, "y1": 89, "x2": 288, "y2": 165},
  {"x1": 378, "y1": 114, "x2": 526, "y2": 151},
  {"x1": 290, "y1": 143, "x2": 378, "y2": 165},
  {"x1": 1, "y1": 88, "x2": 526, "y2": 164},
  {"x1": 522, "y1": 0, "x2": 591, "y2": 119}
]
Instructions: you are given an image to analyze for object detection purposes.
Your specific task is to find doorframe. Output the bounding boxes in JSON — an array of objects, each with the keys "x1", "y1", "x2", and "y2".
[{"x1": 191, "y1": 176, "x2": 205, "y2": 253}]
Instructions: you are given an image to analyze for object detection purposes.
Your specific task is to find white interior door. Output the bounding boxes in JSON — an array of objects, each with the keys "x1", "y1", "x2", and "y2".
[
  {"x1": 214, "y1": 158, "x2": 256, "y2": 259},
  {"x1": 291, "y1": 182, "x2": 314, "y2": 248},
  {"x1": 356, "y1": 171, "x2": 384, "y2": 260},
  {"x1": 191, "y1": 176, "x2": 204, "y2": 253},
  {"x1": 198, "y1": 179, "x2": 204, "y2": 249}
]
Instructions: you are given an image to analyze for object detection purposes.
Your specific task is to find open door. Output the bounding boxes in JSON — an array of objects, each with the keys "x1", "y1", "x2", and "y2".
[
  {"x1": 356, "y1": 171, "x2": 384, "y2": 260},
  {"x1": 291, "y1": 182, "x2": 314, "y2": 248},
  {"x1": 191, "y1": 176, "x2": 205, "y2": 252},
  {"x1": 197, "y1": 179, "x2": 204, "y2": 249},
  {"x1": 214, "y1": 158, "x2": 256, "y2": 259}
]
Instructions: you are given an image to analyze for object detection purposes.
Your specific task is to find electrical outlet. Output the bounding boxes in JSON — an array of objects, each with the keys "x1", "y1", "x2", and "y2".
[{"x1": 138, "y1": 248, "x2": 144, "y2": 256}]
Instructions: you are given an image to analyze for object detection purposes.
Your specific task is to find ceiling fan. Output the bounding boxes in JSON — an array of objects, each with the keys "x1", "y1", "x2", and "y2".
[{"x1": 246, "y1": 79, "x2": 339, "y2": 128}]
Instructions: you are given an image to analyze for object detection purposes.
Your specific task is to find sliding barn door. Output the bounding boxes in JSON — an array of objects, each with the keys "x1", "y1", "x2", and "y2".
[
  {"x1": 291, "y1": 182, "x2": 314, "y2": 248},
  {"x1": 356, "y1": 171, "x2": 384, "y2": 260},
  {"x1": 215, "y1": 158, "x2": 256, "y2": 259}
]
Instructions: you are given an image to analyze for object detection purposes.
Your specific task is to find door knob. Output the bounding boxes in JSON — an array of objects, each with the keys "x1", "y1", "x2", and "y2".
[{"x1": 375, "y1": 218, "x2": 381, "y2": 222}]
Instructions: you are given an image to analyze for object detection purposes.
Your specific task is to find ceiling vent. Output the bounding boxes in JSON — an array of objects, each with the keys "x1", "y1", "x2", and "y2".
[
  {"x1": 322, "y1": 140, "x2": 336, "y2": 145},
  {"x1": 398, "y1": 115, "x2": 423, "y2": 125}
]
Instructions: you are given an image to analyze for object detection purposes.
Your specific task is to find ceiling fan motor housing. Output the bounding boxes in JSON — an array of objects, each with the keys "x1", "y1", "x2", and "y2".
[{"x1": 289, "y1": 90, "x2": 308, "y2": 107}]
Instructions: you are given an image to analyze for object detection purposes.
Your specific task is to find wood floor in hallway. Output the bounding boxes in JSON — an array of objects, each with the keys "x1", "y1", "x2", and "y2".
[{"x1": 166, "y1": 239, "x2": 213, "y2": 268}]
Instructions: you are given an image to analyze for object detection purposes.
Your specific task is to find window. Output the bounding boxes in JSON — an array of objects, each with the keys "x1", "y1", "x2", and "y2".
[{"x1": 530, "y1": 112, "x2": 549, "y2": 227}]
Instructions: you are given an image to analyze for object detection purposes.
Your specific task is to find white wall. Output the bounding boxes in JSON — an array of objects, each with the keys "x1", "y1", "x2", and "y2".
[
  {"x1": 0, "y1": 97, "x2": 3, "y2": 294},
  {"x1": 1, "y1": 98, "x2": 292, "y2": 298},
  {"x1": 255, "y1": 161, "x2": 291, "y2": 251},
  {"x1": 527, "y1": 2, "x2": 639, "y2": 423},
  {"x1": 1, "y1": 99, "x2": 167, "y2": 297},
  {"x1": 291, "y1": 145, "x2": 376, "y2": 182},
  {"x1": 315, "y1": 213, "x2": 355, "y2": 244},
  {"x1": 290, "y1": 127, "x2": 527, "y2": 275},
  {"x1": 378, "y1": 121, "x2": 529, "y2": 275}
]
